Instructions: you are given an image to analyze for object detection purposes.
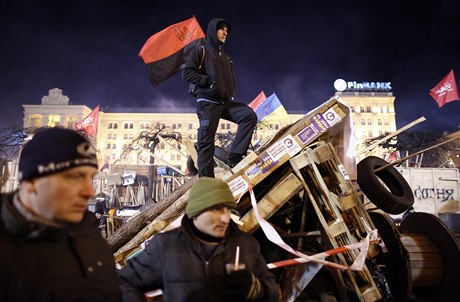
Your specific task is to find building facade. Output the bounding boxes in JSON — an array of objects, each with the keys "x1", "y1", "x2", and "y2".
[
  {"x1": 23, "y1": 89, "x2": 303, "y2": 173},
  {"x1": 22, "y1": 87, "x2": 397, "y2": 173}
]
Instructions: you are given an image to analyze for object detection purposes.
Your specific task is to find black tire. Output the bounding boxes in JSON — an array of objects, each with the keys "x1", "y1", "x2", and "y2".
[
  {"x1": 357, "y1": 156, "x2": 414, "y2": 214},
  {"x1": 186, "y1": 155, "x2": 198, "y2": 176}
]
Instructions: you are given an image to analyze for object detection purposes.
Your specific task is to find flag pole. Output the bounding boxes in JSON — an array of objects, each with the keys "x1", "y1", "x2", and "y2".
[{"x1": 374, "y1": 134, "x2": 460, "y2": 172}]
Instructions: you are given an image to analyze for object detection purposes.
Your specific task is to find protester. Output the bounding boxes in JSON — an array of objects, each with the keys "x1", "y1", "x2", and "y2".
[
  {"x1": 118, "y1": 177, "x2": 279, "y2": 301},
  {"x1": 0, "y1": 127, "x2": 121, "y2": 302},
  {"x1": 94, "y1": 194, "x2": 109, "y2": 237},
  {"x1": 182, "y1": 18, "x2": 257, "y2": 177}
]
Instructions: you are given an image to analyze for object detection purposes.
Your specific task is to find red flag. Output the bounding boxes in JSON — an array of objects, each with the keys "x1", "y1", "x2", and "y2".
[
  {"x1": 386, "y1": 151, "x2": 400, "y2": 163},
  {"x1": 75, "y1": 105, "x2": 100, "y2": 136},
  {"x1": 248, "y1": 90, "x2": 267, "y2": 111},
  {"x1": 139, "y1": 16, "x2": 205, "y2": 86},
  {"x1": 429, "y1": 69, "x2": 459, "y2": 108}
]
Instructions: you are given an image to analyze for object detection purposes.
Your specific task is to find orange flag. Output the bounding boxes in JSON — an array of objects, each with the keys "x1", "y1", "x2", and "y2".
[
  {"x1": 429, "y1": 69, "x2": 459, "y2": 108},
  {"x1": 139, "y1": 16, "x2": 205, "y2": 86},
  {"x1": 75, "y1": 105, "x2": 100, "y2": 136}
]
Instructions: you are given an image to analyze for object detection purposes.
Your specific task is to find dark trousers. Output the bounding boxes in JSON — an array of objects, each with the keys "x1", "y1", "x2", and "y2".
[{"x1": 196, "y1": 101, "x2": 257, "y2": 177}]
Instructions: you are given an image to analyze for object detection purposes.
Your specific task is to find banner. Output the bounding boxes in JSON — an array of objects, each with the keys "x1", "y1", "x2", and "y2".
[
  {"x1": 429, "y1": 69, "x2": 459, "y2": 108},
  {"x1": 139, "y1": 16, "x2": 205, "y2": 86},
  {"x1": 75, "y1": 105, "x2": 99, "y2": 136}
]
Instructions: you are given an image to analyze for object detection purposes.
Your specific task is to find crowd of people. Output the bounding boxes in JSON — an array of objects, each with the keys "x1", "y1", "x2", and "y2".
[
  {"x1": 0, "y1": 17, "x2": 281, "y2": 302},
  {"x1": 0, "y1": 127, "x2": 279, "y2": 302}
]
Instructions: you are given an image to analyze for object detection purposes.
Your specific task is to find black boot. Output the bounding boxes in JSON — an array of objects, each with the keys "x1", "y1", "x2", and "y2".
[{"x1": 225, "y1": 152, "x2": 244, "y2": 168}]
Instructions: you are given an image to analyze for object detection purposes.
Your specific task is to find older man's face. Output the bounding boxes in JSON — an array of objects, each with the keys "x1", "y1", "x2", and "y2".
[{"x1": 26, "y1": 166, "x2": 97, "y2": 223}]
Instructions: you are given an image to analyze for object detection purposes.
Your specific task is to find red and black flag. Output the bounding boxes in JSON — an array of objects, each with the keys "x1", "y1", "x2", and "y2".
[{"x1": 139, "y1": 16, "x2": 205, "y2": 86}]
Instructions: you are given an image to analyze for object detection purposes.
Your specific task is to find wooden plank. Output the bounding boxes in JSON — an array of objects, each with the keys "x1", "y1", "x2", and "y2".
[
  {"x1": 225, "y1": 98, "x2": 349, "y2": 200},
  {"x1": 108, "y1": 175, "x2": 198, "y2": 252},
  {"x1": 239, "y1": 173, "x2": 303, "y2": 233}
]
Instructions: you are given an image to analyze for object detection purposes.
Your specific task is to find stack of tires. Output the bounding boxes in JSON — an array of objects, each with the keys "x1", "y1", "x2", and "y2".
[{"x1": 358, "y1": 156, "x2": 460, "y2": 301}]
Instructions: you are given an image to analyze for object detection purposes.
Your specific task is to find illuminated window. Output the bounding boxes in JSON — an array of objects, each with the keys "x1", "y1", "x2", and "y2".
[
  {"x1": 29, "y1": 115, "x2": 42, "y2": 127},
  {"x1": 65, "y1": 116, "x2": 78, "y2": 128},
  {"x1": 48, "y1": 115, "x2": 61, "y2": 127}
]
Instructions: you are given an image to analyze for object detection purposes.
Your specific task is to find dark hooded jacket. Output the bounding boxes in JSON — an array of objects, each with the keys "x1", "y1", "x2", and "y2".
[
  {"x1": 182, "y1": 18, "x2": 237, "y2": 102},
  {"x1": 0, "y1": 192, "x2": 122, "y2": 302},
  {"x1": 118, "y1": 215, "x2": 279, "y2": 302}
]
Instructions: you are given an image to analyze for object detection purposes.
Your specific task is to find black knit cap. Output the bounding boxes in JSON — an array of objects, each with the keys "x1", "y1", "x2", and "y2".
[{"x1": 18, "y1": 127, "x2": 98, "y2": 181}]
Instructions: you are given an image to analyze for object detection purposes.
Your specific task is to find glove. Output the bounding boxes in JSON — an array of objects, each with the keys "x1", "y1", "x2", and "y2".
[{"x1": 224, "y1": 269, "x2": 263, "y2": 301}]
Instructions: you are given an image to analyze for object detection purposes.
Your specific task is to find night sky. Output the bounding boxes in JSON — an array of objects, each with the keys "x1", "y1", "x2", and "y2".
[{"x1": 1, "y1": 0, "x2": 459, "y2": 132}]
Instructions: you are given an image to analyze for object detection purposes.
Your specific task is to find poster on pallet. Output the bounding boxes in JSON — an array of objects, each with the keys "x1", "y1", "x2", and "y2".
[{"x1": 227, "y1": 96, "x2": 356, "y2": 199}]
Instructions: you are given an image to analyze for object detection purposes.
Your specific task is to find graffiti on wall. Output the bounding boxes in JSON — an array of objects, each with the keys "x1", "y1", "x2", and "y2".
[{"x1": 413, "y1": 185, "x2": 455, "y2": 202}]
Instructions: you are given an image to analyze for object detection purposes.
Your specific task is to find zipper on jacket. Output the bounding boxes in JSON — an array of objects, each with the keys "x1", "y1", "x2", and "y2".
[{"x1": 205, "y1": 261, "x2": 211, "y2": 302}]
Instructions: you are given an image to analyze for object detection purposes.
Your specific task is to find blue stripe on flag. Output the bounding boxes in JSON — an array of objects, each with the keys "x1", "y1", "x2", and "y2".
[{"x1": 255, "y1": 93, "x2": 282, "y2": 121}]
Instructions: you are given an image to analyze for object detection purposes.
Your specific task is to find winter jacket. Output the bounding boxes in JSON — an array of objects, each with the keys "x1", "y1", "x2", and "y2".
[
  {"x1": 182, "y1": 18, "x2": 237, "y2": 102},
  {"x1": 0, "y1": 192, "x2": 122, "y2": 302},
  {"x1": 119, "y1": 215, "x2": 279, "y2": 302}
]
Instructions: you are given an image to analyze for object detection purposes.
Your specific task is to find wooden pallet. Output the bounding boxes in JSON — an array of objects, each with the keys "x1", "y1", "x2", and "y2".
[{"x1": 289, "y1": 141, "x2": 381, "y2": 302}]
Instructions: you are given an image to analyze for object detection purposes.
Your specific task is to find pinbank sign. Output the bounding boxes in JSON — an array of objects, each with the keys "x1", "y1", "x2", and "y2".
[{"x1": 334, "y1": 79, "x2": 392, "y2": 92}]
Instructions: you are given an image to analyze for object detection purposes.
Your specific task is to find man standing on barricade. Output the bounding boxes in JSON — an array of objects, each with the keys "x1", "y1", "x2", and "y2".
[{"x1": 182, "y1": 18, "x2": 257, "y2": 177}]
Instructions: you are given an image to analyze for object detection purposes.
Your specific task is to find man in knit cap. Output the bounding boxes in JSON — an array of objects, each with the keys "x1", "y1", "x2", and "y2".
[
  {"x1": 119, "y1": 177, "x2": 279, "y2": 302},
  {"x1": 0, "y1": 127, "x2": 121, "y2": 302}
]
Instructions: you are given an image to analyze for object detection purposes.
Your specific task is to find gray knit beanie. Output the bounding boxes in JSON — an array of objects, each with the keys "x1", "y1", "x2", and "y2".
[{"x1": 185, "y1": 177, "x2": 236, "y2": 218}]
